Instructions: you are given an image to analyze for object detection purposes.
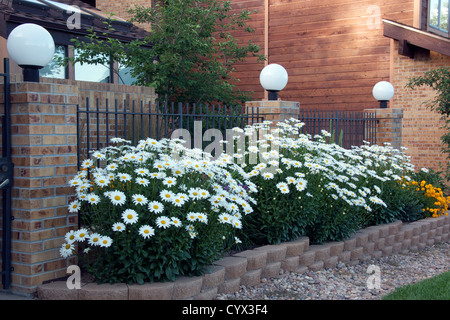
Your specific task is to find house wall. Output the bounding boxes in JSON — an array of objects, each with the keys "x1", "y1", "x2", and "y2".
[
  {"x1": 232, "y1": 0, "x2": 416, "y2": 110},
  {"x1": 97, "y1": 0, "x2": 417, "y2": 111},
  {"x1": 391, "y1": 41, "x2": 450, "y2": 174}
]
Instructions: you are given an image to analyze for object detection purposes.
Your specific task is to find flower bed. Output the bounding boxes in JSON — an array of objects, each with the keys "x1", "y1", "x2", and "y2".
[
  {"x1": 38, "y1": 214, "x2": 450, "y2": 300},
  {"x1": 59, "y1": 118, "x2": 449, "y2": 286}
]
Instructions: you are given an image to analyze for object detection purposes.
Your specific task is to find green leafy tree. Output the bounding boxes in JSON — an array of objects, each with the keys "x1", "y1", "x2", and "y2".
[
  {"x1": 68, "y1": 0, "x2": 265, "y2": 105},
  {"x1": 407, "y1": 67, "x2": 450, "y2": 180}
]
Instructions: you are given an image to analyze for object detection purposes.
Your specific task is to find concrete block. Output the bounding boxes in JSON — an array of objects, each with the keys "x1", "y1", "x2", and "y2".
[
  {"x1": 309, "y1": 244, "x2": 330, "y2": 261},
  {"x1": 322, "y1": 241, "x2": 344, "y2": 257},
  {"x1": 255, "y1": 244, "x2": 287, "y2": 262},
  {"x1": 389, "y1": 220, "x2": 402, "y2": 235},
  {"x1": 323, "y1": 256, "x2": 338, "y2": 269},
  {"x1": 37, "y1": 281, "x2": 78, "y2": 300},
  {"x1": 354, "y1": 231, "x2": 369, "y2": 247},
  {"x1": 201, "y1": 265, "x2": 225, "y2": 290},
  {"x1": 308, "y1": 261, "x2": 324, "y2": 272},
  {"x1": 261, "y1": 262, "x2": 281, "y2": 278},
  {"x1": 194, "y1": 287, "x2": 218, "y2": 300},
  {"x1": 338, "y1": 250, "x2": 351, "y2": 263},
  {"x1": 233, "y1": 250, "x2": 267, "y2": 271},
  {"x1": 363, "y1": 241, "x2": 375, "y2": 255},
  {"x1": 350, "y1": 247, "x2": 363, "y2": 261},
  {"x1": 173, "y1": 276, "x2": 203, "y2": 300},
  {"x1": 298, "y1": 251, "x2": 315, "y2": 266},
  {"x1": 128, "y1": 281, "x2": 174, "y2": 300},
  {"x1": 214, "y1": 256, "x2": 247, "y2": 280},
  {"x1": 78, "y1": 283, "x2": 128, "y2": 300},
  {"x1": 283, "y1": 237, "x2": 309, "y2": 257},
  {"x1": 382, "y1": 246, "x2": 393, "y2": 256},
  {"x1": 343, "y1": 238, "x2": 356, "y2": 251},
  {"x1": 240, "y1": 269, "x2": 262, "y2": 287},
  {"x1": 385, "y1": 235, "x2": 395, "y2": 246},
  {"x1": 281, "y1": 256, "x2": 300, "y2": 272},
  {"x1": 217, "y1": 278, "x2": 240, "y2": 294}
]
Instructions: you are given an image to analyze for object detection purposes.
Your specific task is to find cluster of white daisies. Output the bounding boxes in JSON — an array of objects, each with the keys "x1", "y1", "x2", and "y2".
[
  {"x1": 226, "y1": 118, "x2": 415, "y2": 215},
  {"x1": 61, "y1": 118, "x2": 417, "y2": 259},
  {"x1": 60, "y1": 137, "x2": 256, "y2": 258}
]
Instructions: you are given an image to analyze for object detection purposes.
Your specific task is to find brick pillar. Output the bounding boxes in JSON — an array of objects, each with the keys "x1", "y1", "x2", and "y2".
[
  {"x1": 5, "y1": 82, "x2": 79, "y2": 294},
  {"x1": 245, "y1": 100, "x2": 300, "y2": 124},
  {"x1": 364, "y1": 108, "x2": 403, "y2": 149}
]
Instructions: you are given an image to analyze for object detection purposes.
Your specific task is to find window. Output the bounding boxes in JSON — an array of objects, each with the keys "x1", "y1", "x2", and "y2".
[
  {"x1": 428, "y1": 0, "x2": 450, "y2": 36},
  {"x1": 39, "y1": 45, "x2": 67, "y2": 79},
  {"x1": 74, "y1": 49, "x2": 112, "y2": 83}
]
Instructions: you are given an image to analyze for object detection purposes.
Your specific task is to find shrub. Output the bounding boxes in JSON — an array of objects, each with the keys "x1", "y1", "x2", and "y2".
[
  {"x1": 228, "y1": 119, "x2": 441, "y2": 245},
  {"x1": 61, "y1": 137, "x2": 256, "y2": 284}
]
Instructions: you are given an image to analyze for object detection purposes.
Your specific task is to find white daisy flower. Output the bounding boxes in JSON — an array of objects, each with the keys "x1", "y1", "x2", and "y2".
[
  {"x1": 65, "y1": 230, "x2": 77, "y2": 243},
  {"x1": 112, "y1": 222, "x2": 126, "y2": 232},
  {"x1": 136, "y1": 177, "x2": 150, "y2": 186},
  {"x1": 162, "y1": 177, "x2": 177, "y2": 187},
  {"x1": 88, "y1": 233, "x2": 102, "y2": 246},
  {"x1": 132, "y1": 194, "x2": 148, "y2": 206},
  {"x1": 95, "y1": 176, "x2": 110, "y2": 187},
  {"x1": 109, "y1": 190, "x2": 126, "y2": 206},
  {"x1": 122, "y1": 209, "x2": 139, "y2": 225},
  {"x1": 139, "y1": 225, "x2": 155, "y2": 239},
  {"x1": 135, "y1": 167, "x2": 150, "y2": 176},
  {"x1": 171, "y1": 217, "x2": 182, "y2": 227},
  {"x1": 156, "y1": 216, "x2": 172, "y2": 229},
  {"x1": 60, "y1": 243, "x2": 74, "y2": 258},
  {"x1": 81, "y1": 159, "x2": 94, "y2": 169},
  {"x1": 87, "y1": 193, "x2": 101, "y2": 205},
  {"x1": 99, "y1": 236, "x2": 113, "y2": 248},
  {"x1": 160, "y1": 190, "x2": 175, "y2": 202},
  {"x1": 148, "y1": 201, "x2": 164, "y2": 214},
  {"x1": 75, "y1": 228, "x2": 88, "y2": 241},
  {"x1": 106, "y1": 163, "x2": 118, "y2": 171},
  {"x1": 68, "y1": 200, "x2": 81, "y2": 213},
  {"x1": 118, "y1": 173, "x2": 132, "y2": 182}
]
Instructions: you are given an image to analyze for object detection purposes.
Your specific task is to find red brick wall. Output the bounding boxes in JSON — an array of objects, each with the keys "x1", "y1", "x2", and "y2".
[
  {"x1": 391, "y1": 41, "x2": 450, "y2": 174},
  {"x1": 0, "y1": 81, "x2": 79, "y2": 294}
]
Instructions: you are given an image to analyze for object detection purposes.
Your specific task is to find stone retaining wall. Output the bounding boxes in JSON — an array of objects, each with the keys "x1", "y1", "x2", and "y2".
[{"x1": 37, "y1": 215, "x2": 450, "y2": 300}]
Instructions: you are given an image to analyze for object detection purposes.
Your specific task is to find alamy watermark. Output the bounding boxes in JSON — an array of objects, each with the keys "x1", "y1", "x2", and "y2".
[
  {"x1": 366, "y1": 264, "x2": 381, "y2": 290},
  {"x1": 170, "y1": 121, "x2": 280, "y2": 174},
  {"x1": 366, "y1": 5, "x2": 382, "y2": 30},
  {"x1": 66, "y1": 5, "x2": 81, "y2": 30},
  {"x1": 66, "y1": 265, "x2": 81, "y2": 289}
]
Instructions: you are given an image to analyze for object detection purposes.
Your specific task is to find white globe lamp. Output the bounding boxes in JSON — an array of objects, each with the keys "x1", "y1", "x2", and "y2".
[
  {"x1": 7, "y1": 23, "x2": 55, "y2": 82},
  {"x1": 372, "y1": 81, "x2": 394, "y2": 108},
  {"x1": 260, "y1": 63, "x2": 288, "y2": 100}
]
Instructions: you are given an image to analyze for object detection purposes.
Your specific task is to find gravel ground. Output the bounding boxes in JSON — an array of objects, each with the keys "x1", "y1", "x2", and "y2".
[{"x1": 217, "y1": 241, "x2": 449, "y2": 300}]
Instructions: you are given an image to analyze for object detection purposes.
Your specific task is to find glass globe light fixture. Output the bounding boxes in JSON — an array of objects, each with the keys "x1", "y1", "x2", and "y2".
[
  {"x1": 7, "y1": 23, "x2": 55, "y2": 82},
  {"x1": 372, "y1": 81, "x2": 394, "y2": 108},
  {"x1": 260, "y1": 63, "x2": 288, "y2": 100}
]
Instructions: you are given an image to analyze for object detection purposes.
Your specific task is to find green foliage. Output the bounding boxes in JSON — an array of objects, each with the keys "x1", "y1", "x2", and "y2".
[
  {"x1": 407, "y1": 67, "x2": 450, "y2": 180},
  {"x1": 62, "y1": 137, "x2": 255, "y2": 284},
  {"x1": 65, "y1": 0, "x2": 265, "y2": 105}
]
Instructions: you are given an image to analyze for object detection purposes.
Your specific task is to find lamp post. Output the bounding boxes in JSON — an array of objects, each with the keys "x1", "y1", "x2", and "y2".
[
  {"x1": 260, "y1": 63, "x2": 288, "y2": 101},
  {"x1": 7, "y1": 23, "x2": 55, "y2": 83},
  {"x1": 372, "y1": 81, "x2": 394, "y2": 109}
]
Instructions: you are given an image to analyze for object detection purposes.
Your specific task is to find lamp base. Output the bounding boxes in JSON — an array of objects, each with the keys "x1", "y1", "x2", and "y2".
[
  {"x1": 379, "y1": 100, "x2": 388, "y2": 109},
  {"x1": 267, "y1": 90, "x2": 279, "y2": 101},
  {"x1": 20, "y1": 65, "x2": 41, "y2": 82}
]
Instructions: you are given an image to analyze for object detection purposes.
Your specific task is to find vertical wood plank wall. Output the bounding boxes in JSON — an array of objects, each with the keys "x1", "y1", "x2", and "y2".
[{"x1": 230, "y1": 0, "x2": 416, "y2": 111}]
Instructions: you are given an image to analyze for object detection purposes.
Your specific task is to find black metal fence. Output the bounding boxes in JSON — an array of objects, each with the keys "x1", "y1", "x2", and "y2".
[
  {"x1": 1, "y1": 58, "x2": 13, "y2": 290},
  {"x1": 298, "y1": 109, "x2": 377, "y2": 149},
  {"x1": 77, "y1": 99, "x2": 264, "y2": 166},
  {"x1": 77, "y1": 99, "x2": 379, "y2": 167}
]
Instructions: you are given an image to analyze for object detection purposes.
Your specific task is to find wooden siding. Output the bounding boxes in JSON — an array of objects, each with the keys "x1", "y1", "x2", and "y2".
[{"x1": 231, "y1": 0, "x2": 416, "y2": 111}]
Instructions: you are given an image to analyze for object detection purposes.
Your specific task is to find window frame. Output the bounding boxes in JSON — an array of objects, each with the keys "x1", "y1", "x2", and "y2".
[{"x1": 427, "y1": 0, "x2": 450, "y2": 38}]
